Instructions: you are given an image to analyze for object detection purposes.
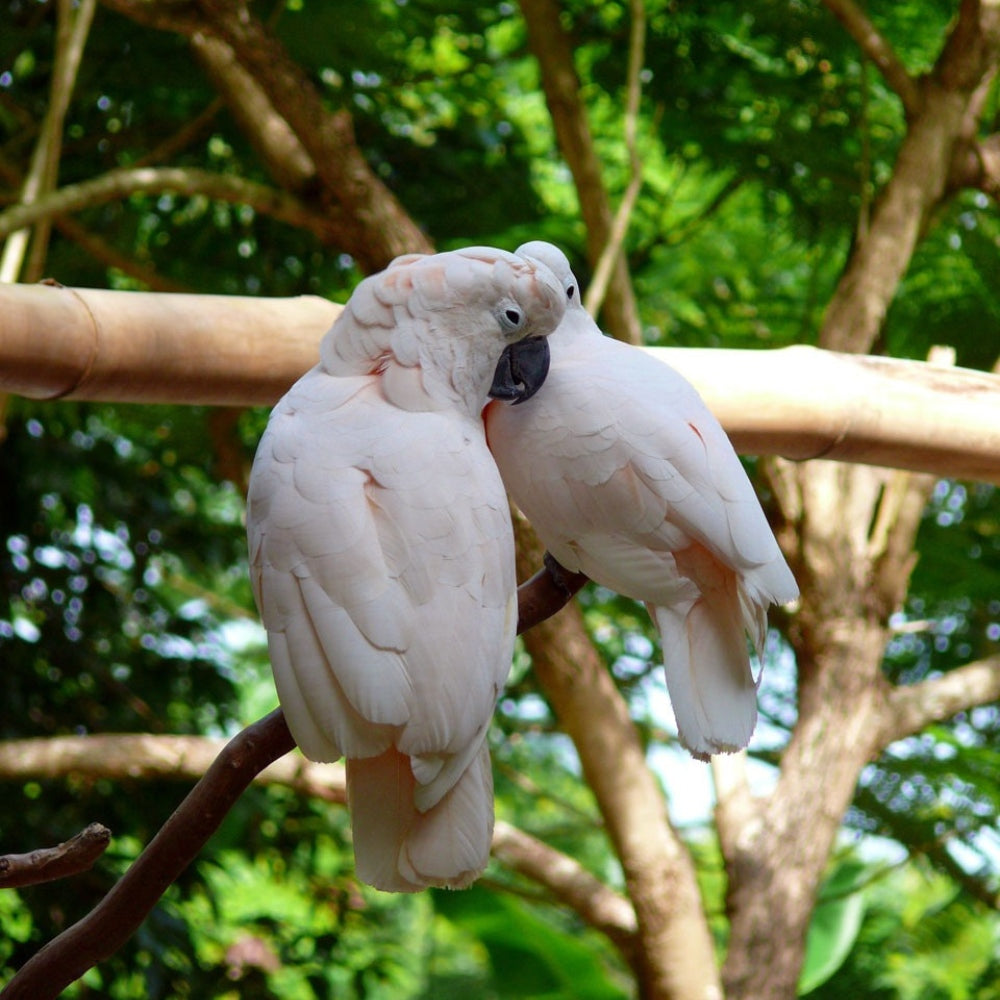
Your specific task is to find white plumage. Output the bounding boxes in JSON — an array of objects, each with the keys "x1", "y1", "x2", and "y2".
[
  {"x1": 247, "y1": 247, "x2": 565, "y2": 891},
  {"x1": 485, "y1": 241, "x2": 798, "y2": 760}
]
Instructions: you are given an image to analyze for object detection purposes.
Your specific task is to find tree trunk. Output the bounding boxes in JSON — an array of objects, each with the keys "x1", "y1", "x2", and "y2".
[
  {"x1": 722, "y1": 616, "x2": 888, "y2": 997},
  {"x1": 514, "y1": 516, "x2": 723, "y2": 1000},
  {"x1": 722, "y1": 458, "x2": 934, "y2": 999}
]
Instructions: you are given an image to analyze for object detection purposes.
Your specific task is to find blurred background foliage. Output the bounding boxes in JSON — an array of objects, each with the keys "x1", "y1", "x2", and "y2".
[{"x1": 1, "y1": 0, "x2": 999, "y2": 995}]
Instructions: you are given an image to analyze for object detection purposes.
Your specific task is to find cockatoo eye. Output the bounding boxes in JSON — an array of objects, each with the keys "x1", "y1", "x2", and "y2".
[
  {"x1": 496, "y1": 300, "x2": 526, "y2": 335},
  {"x1": 566, "y1": 284, "x2": 576, "y2": 301}
]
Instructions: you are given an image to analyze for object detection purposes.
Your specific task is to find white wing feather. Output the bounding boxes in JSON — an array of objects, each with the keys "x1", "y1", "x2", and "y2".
[{"x1": 249, "y1": 374, "x2": 515, "y2": 886}]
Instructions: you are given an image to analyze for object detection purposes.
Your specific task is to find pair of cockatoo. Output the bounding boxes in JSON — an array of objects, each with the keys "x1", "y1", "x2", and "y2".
[{"x1": 247, "y1": 242, "x2": 797, "y2": 893}]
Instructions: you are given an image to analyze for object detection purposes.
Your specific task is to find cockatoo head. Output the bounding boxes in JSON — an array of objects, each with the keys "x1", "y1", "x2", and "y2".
[
  {"x1": 514, "y1": 241, "x2": 602, "y2": 351},
  {"x1": 320, "y1": 246, "x2": 565, "y2": 414}
]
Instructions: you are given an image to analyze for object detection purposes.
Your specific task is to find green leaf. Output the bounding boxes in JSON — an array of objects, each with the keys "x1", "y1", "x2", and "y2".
[{"x1": 799, "y1": 859, "x2": 868, "y2": 995}]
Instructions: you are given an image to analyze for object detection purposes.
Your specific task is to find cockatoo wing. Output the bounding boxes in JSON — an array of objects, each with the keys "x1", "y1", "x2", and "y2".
[
  {"x1": 249, "y1": 375, "x2": 514, "y2": 887},
  {"x1": 491, "y1": 332, "x2": 793, "y2": 597}
]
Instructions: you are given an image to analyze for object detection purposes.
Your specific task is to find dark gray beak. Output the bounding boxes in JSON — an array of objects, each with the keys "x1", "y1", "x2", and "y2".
[{"x1": 488, "y1": 337, "x2": 550, "y2": 405}]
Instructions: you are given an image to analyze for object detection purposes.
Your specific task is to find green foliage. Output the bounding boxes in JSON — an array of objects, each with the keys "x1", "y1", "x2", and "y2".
[
  {"x1": 3, "y1": 0, "x2": 1000, "y2": 995},
  {"x1": 433, "y1": 886, "x2": 629, "y2": 999},
  {"x1": 808, "y1": 860, "x2": 1000, "y2": 1000},
  {"x1": 798, "y1": 858, "x2": 868, "y2": 995}
]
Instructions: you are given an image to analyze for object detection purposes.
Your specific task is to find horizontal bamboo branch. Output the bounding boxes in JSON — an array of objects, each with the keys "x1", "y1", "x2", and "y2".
[
  {"x1": 655, "y1": 345, "x2": 1000, "y2": 484},
  {"x1": 0, "y1": 281, "x2": 339, "y2": 405},
  {"x1": 2, "y1": 282, "x2": 999, "y2": 482}
]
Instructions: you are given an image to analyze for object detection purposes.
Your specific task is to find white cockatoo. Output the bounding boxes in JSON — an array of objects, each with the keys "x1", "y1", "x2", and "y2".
[
  {"x1": 247, "y1": 247, "x2": 565, "y2": 891},
  {"x1": 485, "y1": 241, "x2": 798, "y2": 760}
]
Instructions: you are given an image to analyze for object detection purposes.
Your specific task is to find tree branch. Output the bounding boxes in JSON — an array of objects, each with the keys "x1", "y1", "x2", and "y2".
[
  {"x1": 188, "y1": 30, "x2": 317, "y2": 193},
  {"x1": 822, "y1": 0, "x2": 922, "y2": 117},
  {"x1": 491, "y1": 821, "x2": 638, "y2": 956},
  {"x1": 0, "y1": 0, "x2": 97, "y2": 282},
  {"x1": 711, "y1": 751, "x2": 761, "y2": 870},
  {"x1": 818, "y1": 0, "x2": 1000, "y2": 354},
  {"x1": 190, "y1": 0, "x2": 433, "y2": 270},
  {"x1": 515, "y1": 552, "x2": 590, "y2": 632},
  {"x1": 583, "y1": 0, "x2": 645, "y2": 319},
  {"x1": 0, "y1": 165, "x2": 339, "y2": 245},
  {"x1": 853, "y1": 784, "x2": 1000, "y2": 909},
  {"x1": 0, "y1": 732, "x2": 347, "y2": 804},
  {"x1": 0, "y1": 155, "x2": 191, "y2": 292},
  {"x1": 950, "y1": 131, "x2": 1000, "y2": 198},
  {"x1": 513, "y1": 514, "x2": 722, "y2": 1000},
  {"x1": 0, "y1": 824, "x2": 111, "y2": 890},
  {"x1": 0, "y1": 559, "x2": 607, "y2": 997},
  {"x1": 878, "y1": 656, "x2": 1000, "y2": 747},
  {"x1": 0, "y1": 709, "x2": 295, "y2": 1000}
]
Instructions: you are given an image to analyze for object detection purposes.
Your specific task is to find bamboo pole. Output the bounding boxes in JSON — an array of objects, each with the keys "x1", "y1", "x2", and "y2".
[{"x1": 2, "y1": 281, "x2": 999, "y2": 483}]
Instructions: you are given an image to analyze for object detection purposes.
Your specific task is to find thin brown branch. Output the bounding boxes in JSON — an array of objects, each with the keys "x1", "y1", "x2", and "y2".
[
  {"x1": 0, "y1": 824, "x2": 111, "y2": 889},
  {"x1": 0, "y1": 149, "x2": 190, "y2": 292},
  {"x1": 515, "y1": 552, "x2": 590, "y2": 634},
  {"x1": 918, "y1": 839, "x2": 999, "y2": 908},
  {"x1": 584, "y1": 0, "x2": 645, "y2": 318},
  {"x1": 0, "y1": 165, "x2": 339, "y2": 244},
  {"x1": 131, "y1": 92, "x2": 225, "y2": 169},
  {"x1": 0, "y1": 0, "x2": 97, "y2": 282},
  {"x1": 52, "y1": 215, "x2": 192, "y2": 291},
  {"x1": 822, "y1": 0, "x2": 923, "y2": 117},
  {"x1": 518, "y1": 0, "x2": 642, "y2": 343},
  {"x1": 662, "y1": 173, "x2": 745, "y2": 247},
  {"x1": 854, "y1": 784, "x2": 1000, "y2": 909}
]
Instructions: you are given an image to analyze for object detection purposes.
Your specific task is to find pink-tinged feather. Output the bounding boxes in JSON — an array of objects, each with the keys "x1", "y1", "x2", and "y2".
[{"x1": 347, "y1": 745, "x2": 493, "y2": 892}]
